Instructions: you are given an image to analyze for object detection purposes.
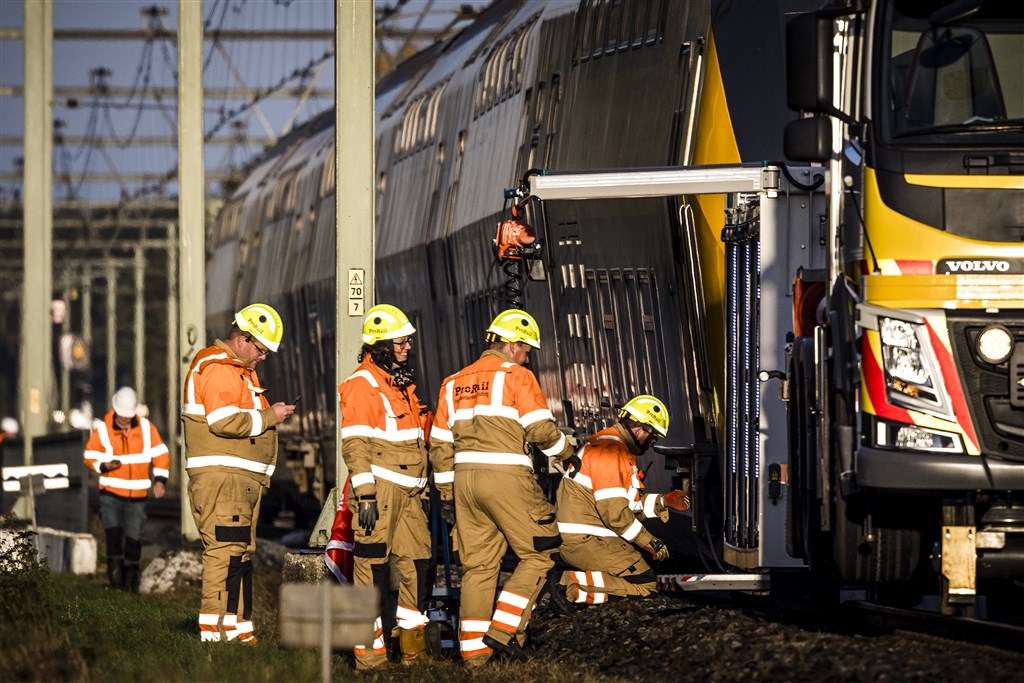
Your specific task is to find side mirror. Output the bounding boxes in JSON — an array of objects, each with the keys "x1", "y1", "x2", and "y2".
[
  {"x1": 784, "y1": 117, "x2": 830, "y2": 163},
  {"x1": 786, "y1": 11, "x2": 834, "y2": 114}
]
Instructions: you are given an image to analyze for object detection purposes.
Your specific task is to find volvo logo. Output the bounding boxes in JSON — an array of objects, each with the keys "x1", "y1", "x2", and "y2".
[{"x1": 937, "y1": 257, "x2": 1024, "y2": 275}]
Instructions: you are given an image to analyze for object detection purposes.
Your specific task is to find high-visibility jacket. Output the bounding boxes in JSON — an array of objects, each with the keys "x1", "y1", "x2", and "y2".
[
  {"x1": 339, "y1": 356, "x2": 429, "y2": 499},
  {"x1": 430, "y1": 350, "x2": 572, "y2": 497},
  {"x1": 181, "y1": 341, "x2": 279, "y2": 485},
  {"x1": 556, "y1": 423, "x2": 664, "y2": 548},
  {"x1": 84, "y1": 411, "x2": 169, "y2": 499}
]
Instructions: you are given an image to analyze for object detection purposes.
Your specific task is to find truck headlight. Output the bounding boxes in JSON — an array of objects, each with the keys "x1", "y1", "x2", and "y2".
[
  {"x1": 878, "y1": 317, "x2": 953, "y2": 419},
  {"x1": 874, "y1": 419, "x2": 963, "y2": 453},
  {"x1": 976, "y1": 325, "x2": 1013, "y2": 365}
]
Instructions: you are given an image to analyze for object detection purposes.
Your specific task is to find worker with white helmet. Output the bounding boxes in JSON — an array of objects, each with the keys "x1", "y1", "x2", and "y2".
[
  {"x1": 554, "y1": 394, "x2": 688, "y2": 606},
  {"x1": 430, "y1": 308, "x2": 576, "y2": 664},
  {"x1": 181, "y1": 303, "x2": 296, "y2": 644},
  {"x1": 83, "y1": 386, "x2": 169, "y2": 591},
  {"x1": 339, "y1": 303, "x2": 436, "y2": 668}
]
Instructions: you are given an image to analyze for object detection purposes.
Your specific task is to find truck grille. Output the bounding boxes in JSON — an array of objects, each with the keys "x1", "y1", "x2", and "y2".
[{"x1": 945, "y1": 314, "x2": 1024, "y2": 459}]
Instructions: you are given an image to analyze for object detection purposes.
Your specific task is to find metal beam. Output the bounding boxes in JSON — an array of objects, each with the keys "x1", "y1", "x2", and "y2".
[
  {"x1": 0, "y1": 135, "x2": 272, "y2": 147},
  {"x1": 0, "y1": 27, "x2": 440, "y2": 41},
  {"x1": 0, "y1": 218, "x2": 177, "y2": 229},
  {"x1": 1, "y1": 170, "x2": 236, "y2": 182},
  {"x1": 528, "y1": 166, "x2": 773, "y2": 201},
  {"x1": 0, "y1": 85, "x2": 333, "y2": 99}
]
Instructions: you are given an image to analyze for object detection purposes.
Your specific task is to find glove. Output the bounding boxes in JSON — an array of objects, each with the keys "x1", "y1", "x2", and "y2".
[
  {"x1": 644, "y1": 537, "x2": 670, "y2": 561},
  {"x1": 564, "y1": 453, "x2": 582, "y2": 479},
  {"x1": 357, "y1": 497, "x2": 379, "y2": 532},
  {"x1": 665, "y1": 489, "x2": 690, "y2": 512},
  {"x1": 440, "y1": 499, "x2": 456, "y2": 527}
]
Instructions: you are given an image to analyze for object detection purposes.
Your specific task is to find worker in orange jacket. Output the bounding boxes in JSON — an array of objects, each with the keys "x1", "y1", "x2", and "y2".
[
  {"x1": 339, "y1": 304, "x2": 435, "y2": 669},
  {"x1": 182, "y1": 303, "x2": 296, "y2": 643},
  {"x1": 430, "y1": 309, "x2": 575, "y2": 664},
  {"x1": 555, "y1": 395, "x2": 688, "y2": 605},
  {"x1": 83, "y1": 386, "x2": 169, "y2": 592}
]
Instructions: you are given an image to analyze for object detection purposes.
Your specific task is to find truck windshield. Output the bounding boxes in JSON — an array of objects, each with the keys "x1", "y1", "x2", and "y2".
[{"x1": 884, "y1": 0, "x2": 1024, "y2": 144}]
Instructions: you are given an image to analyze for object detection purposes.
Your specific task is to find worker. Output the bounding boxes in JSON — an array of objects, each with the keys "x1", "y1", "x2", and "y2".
[
  {"x1": 83, "y1": 387, "x2": 169, "y2": 592},
  {"x1": 181, "y1": 303, "x2": 296, "y2": 644},
  {"x1": 339, "y1": 304, "x2": 433, "y2": 668},
  {"x1": 554, "y1": 394, "x2": 688, "y2": 605},
  {"x1": 430, "y1": 308, "x2": 575, "y2": 664}
]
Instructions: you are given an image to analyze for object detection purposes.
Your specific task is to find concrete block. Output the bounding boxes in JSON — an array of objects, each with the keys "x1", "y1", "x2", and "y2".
[{"x1": 32, "y1": 526, "x2": 97, "y2": 575}]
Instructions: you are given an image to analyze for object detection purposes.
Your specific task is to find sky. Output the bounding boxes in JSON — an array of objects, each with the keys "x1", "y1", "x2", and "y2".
[{"x1": 0, "y1": 0, "x2": 485, "y2": 204}]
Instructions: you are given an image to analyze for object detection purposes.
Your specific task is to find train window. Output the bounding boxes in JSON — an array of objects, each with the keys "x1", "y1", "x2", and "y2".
[
  {"x1": 576, "y1": 0, "x2": 595, "y2": 63},
  {"x1": 320, "y1": 147, "x2": 335, "y2": 197},
  {"x1": 375, "y1": 172, "x2": 387, "y2": 225},
  {"x1": 604, "y1": 0, "x2": 623, "y2": 55},
  {"x1": 618, "y1": 1, "x2": 634, "y2": 52},
  {"x1": 645, "y1": 0, "x2": 664, "y2": 46},
  {"x1": 590, "y1": 0, "x2": 607, "y2": 60},
  {"x1": 631, "y1": 0, "x2": 649, "y2": 48}
]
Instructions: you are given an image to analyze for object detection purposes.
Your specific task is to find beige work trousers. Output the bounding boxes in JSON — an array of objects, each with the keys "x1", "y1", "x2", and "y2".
[
  {"x1": 559, "y1": 534, "x2": 656, "y2": 601},
  {"x1": 188, "y1": 470, "x2": 263, "y2": 642},
  {"x1": 347, "y1": 478, "x2": 431, "y2": 668},
  {"x1": 455, "y1": 467, "x2": 560, "y2": 663}
]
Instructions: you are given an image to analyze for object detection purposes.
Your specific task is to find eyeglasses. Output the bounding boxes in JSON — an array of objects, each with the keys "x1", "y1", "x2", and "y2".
[
  {"x1": 248, "y1": 336, "x2": 270, "y2": 357},
  {"x1": 392, "y1": 337, "x2": 413, "y2": 349}
]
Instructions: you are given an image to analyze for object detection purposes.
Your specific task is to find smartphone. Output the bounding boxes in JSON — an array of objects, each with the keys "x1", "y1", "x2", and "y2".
[{"x1": 290, "y1": 395, "x2": 301, "y2": 405}]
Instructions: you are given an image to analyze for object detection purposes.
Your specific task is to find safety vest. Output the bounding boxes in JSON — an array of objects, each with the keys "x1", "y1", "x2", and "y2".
[
  {"x1": 430, "y1": 350, "x2": 570, "y2": 491},
  {"x1": 181, "y1": 341, "x2": 279, "y2": 484},
  {"x1": 555, "y1": 424, "x2": 661, "y2": 546},
  {"x1": 339, "y1": 356, "x2": 428, "y2": 498},
  {"x1": 84, "y1": 411, "x2": 169, "y2": 499}
]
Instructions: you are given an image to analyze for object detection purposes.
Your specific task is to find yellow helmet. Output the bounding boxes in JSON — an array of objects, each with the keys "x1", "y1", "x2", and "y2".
[
  {"x1": 362, "y1": 304, "x2": 416, "y2": 345},
  {"x1": 235, "y1": 303, "x2": 284, "y2": 352},
  {"x1": 618, "y1": 394, "x2": 670, "y2": 437},
  {"x1": 486, "y1": 309, "x2": 541, "y2": 349}
]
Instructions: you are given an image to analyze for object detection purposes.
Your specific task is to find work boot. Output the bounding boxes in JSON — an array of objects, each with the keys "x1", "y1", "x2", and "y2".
[
  {"x1": 547, "y1": 570, "x2": 582, "y2": 616},
  {"x1": 399, "y1": 627, "x2": 429, "y2": 665},
  {"x1": 481, "y1": 634, "x2": 529, "y2": 662},
  {"x1": 123, "y1": 564, "x2": 141, "y2": 593},
  {"x1": 106, "y1": 557, "x2": 124, "y2": 590}
]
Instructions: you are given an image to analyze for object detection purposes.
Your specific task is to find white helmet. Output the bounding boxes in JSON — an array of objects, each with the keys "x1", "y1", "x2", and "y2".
[
  {"x1": 1, "y1": 416, "x2": 18, "y2": 436},
  {"x1": 112, "y1": 387, "x2": 138, "y2": 418}
]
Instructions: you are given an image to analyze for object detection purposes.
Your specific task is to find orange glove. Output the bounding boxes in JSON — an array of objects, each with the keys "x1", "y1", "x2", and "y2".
[
  {"x1": 665, "y1": 490, "x2": 690, "y2": 512},
  {"x1": 644, "y1": 537, "x2": 670, "y2": 561}
]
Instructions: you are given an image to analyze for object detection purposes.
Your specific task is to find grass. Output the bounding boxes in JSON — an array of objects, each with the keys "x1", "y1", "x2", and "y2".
[{"x1": 1, "y1": 534, "x2": 605, "y2": 683}]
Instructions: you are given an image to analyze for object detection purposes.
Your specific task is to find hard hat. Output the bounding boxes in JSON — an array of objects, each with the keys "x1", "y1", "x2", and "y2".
[
  {"x1": 235, "y1": 303, "x2": 284, "y2": 352},
  {"x1": 618, "y1": 394, "x2": 670, "y2": 437},
  {"x1": 112, "y1": 387, "x2": 139, "y2": 419},
  {"x1": 486, "y1": 309, "x2": 541, "y2": 348},
  {"x1": 1, "y1": 416, "x2": 18, "y2": 436},
  {"x1": 361, "y1": 304, "x2": 416, "y2": 345}
]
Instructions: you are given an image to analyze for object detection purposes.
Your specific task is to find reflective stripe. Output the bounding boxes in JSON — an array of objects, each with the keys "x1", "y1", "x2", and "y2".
[
  {"x1": 491, "y1": 609, "x2": 521, "y2": 628},
  {"x1": 149, "y1": 443, "x2": 169, "y2": 457},
  {"x1": 540, "y1": 432, "x2": 567, "y2": 456},
  {"x1": 571, "y1": 570, "x2": 606, "y2": 588},
  {"x1": 182, "y1": 403, "x2": 205, "y2": 416},
  {"x1": 153, "y1": 468, "x2": 170, "y2": 479},
  {"x1": 341, "y1": 425, "x2": 421, "y2": 442},
  {"x1": 443, "y1": 380, "x2": 456, "y2": 429},
  {"x1": 355, "y1": 617, "x2": 386, "y2": 653},
  {"x1": 520, "y1": 408, "x2": 553, "y2": 427},
  {"x1": 491, "y1": 590, "x2": 529, "y2": 633},
  {"x1": 557, "y1": 522, "x2": 617, "y2": 537},
  {"x1": 496, "y1": 590, "x2": 529, "y2": 609},
  {"x1": 95, "y1": 421, "x2": 114, "y2": 458},
  {"x1": 594, "y1": 487, "x2": 629, "y2": 501},
  {"x1": 642, "y1": 494, "x2": 660, "y2": 518},
  {"x1": 99, "y1": 477, "x2": 151, "y2": 490},
  {"x1": 347, "y1": 369, "x2": 378, "y2": 387},
  {"x1": 370, "y1": 464, "x2": 426, "y2": 490},
  {"x1": 433, "y1": 470, "x2": 454, "y2": 485},
  {"x1": 185, "y1": 351, "x2": 230, "y2": 407},
  {"x1": 431, "y1": 426, "x2": 454, "y2": 443},
  {"x1": 341, "y1": 425, "x2": 374, "y2": 438},
  {"x1": 207, "y1": 405, "x2": 241, "y2": 424},
  {"x1": 621, "y1": 519, "x2": 644, "y2": 542},
  {"x1": 452, "y1": 404, "x2": 520, "y2": 422},
  {"x1": 236, "y1": 620, "x2": 254, "y2": 634},
  {"x1": 248, "y1": 409, "x2": 263, "y2": 437},
  {"x1": 350, "y1": 471, "x2": 376, "y2": 488},
  {"x1": 99, "y1": 453, "x2": 152, "y2": 465},
  {"x1": 198, "y1": 612, "x2": 220, "y2": 625},
  {"x1": 460, "y1": 637, "x2": 487, "y2": 652},
  {"x1": 454, "y1": 451, "x2": 533, "y2": 468},
  {"x1": 396, "y1": 605, "x2": 428, "y2": 630},
  {"x1": 564, "y1": 471, "x2": 593, "y2": 489},
  {"x1": 460, "y1": 619, "x2": 491, "y2": 632},
  {"x1": 186, "y1": 455, "x2": 272, "y2": 475}
]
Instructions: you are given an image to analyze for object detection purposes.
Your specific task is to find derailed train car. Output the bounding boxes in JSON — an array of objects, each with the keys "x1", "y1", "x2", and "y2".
[{"x1": 207, "y1": 0, "x2": 1024, "y2": 615}]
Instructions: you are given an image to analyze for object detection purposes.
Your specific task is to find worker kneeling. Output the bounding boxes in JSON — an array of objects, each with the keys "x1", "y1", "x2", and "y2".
[{"x1": 555, "y1": 395, "x2": 688, "y2": 604}]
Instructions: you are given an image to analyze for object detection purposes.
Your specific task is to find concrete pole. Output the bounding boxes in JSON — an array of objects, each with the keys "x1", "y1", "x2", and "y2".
[
  {"x1": 19, "y1": 0, "x2": 53, "y2": 466},
  {"x1": 134, "y1": 245, "x2": 145, "y2": 402},
  {"x1": 106, "y1": 261, "x2": 116, "y2": 401},
  {"x1": 166, "y1": 222, "x2": 180, "y2": 491},
  {"x1": 310, "y1": 0, "x2": 375, "y2": 547},
  {"x1": 82, "y1": 265, "x2": 93, "y2": 418},
  {"x1": 178, "y1": 0, "x2": 204, "y2": 541}
]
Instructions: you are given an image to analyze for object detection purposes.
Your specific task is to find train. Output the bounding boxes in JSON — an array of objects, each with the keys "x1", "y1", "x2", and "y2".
[{"x1": 205, "y1": 0, "x2": 1024, "y2": 617}]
